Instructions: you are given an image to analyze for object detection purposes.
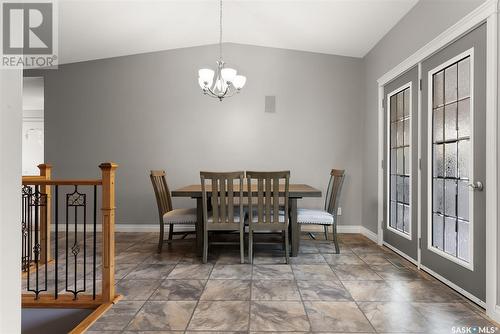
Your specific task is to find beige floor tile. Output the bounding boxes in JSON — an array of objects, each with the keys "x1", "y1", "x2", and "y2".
[
  {"x1": 250, "y1": 301, "x2": 310, "y2": 332},
  {"x1": 358, "y1": 301, "x2": 428, "y2": 333},
  {"x1": 330, "y1": 264, "x2": 383, "y2": 281},
  {"x1": 251, "y1": 280, "x2": 301, "y2": 301},
  {"x1": 292, "y1": 264, "x2": 339, "y2": 281},
  {"x1": 188, "y1": 301, "x2": 250, "y2": 331},
  {"x1": 304, "y1": 301, "x2": 374, "y2": 332},
  {"x1": 167, "y1": 264, "x2": 213, "y2": 280},
  {"x1": 252, "y1": 265, "x2": 294, "y2": 280},
  {"x1": 297, "y1": 280, "x2": 352, "y2": 301},
  {"x1": 150, "y1": 280, "x2": 206, "y2": 300},
  {"x1": 126, "y1": 301, "x2": 196, "y2": 331},
  {"x1": 343, "y1": 281, "x2": 405, "y2": 302},
  {"x1": 210, "y1": 264, "x2": 252, "y2": 279},
  {"x1": 200, "y1": 279, "x2": 251, "y2": 300}
]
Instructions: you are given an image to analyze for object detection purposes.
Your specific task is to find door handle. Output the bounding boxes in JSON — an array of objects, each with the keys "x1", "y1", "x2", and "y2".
[{"x1": 468, "y1": 181, "x2": 484, "y2": 191}]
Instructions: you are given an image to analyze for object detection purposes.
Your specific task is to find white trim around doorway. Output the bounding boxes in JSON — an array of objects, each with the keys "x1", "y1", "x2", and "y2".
[{"x1": 376, "y1": 0, "x2": 498, "y2": 321}]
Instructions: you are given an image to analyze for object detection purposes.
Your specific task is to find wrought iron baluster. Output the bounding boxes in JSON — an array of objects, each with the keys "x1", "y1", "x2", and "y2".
[
  {"x1": 83, "y1": 187, "x2": 87, "y2": 295},
  {"x1": 25, "y1": 186, "x2": 48, "y2": 299},
  {"x1": 93, "y1": 185, "x2": 97, "y2": 300},
  {"x1": 66, "y1": 185, "x2": 86, "y2": 299},
  {"x1": 44, "y1": 186, "x2": 48, "y2": 294},
  {"x1": 73, "y1": 192, "x2": 77, "y2": 298},
  {"x1": 34, "y1": 185, "x2": 39, "y2": 298},
  {"x1": 65, "y1": 187, "x2": 69, "y2": 295},
  {"x1": 27, "y1": 186, "x2": 31, "y2": 292},
  {"x1": 54, "y1": 185, "x2": 59, "y2": 299},
  {"x1": 21, "y1": 186, "x2": 32, "y2": 272}
]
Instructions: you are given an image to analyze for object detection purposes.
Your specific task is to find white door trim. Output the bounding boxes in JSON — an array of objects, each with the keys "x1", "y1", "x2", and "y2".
[
  {"x1": 484, "y1": 9, "x2": 498, "y2": 322},
  {"x1": 376, "y1": 0, "x2": 498, "y2": 320}
]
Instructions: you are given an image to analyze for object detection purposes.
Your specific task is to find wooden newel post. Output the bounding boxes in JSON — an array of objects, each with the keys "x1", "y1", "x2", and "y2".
[
  {"x1": 38, "y1": 163, "x2": 52, "y2": 263},
  {"x1": 99, "y1": 162, "x2": 118, "y2": 302}
]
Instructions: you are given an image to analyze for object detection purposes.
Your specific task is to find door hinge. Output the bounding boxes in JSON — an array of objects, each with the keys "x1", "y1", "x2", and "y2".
[
  {"x1": 419, "y1": 79, "x2": 422, "y2": 91},
  {"x1": 418, "y1": 237, "x2": 422, "y2": 249},
  {"x1": 381, "y1": 160, "x2": 384, "y2": 169},
  {"x1": 419, "y1": 158, "x2": 422, "y2": 170}
]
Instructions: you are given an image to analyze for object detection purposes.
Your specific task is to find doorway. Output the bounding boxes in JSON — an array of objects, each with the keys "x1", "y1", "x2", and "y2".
[
  {"x1": 382, "y1": 23, "x2": 487, "y2": 305},
  {"x1": 22, "y1": 77, "x2": 44, "y2": 175}
]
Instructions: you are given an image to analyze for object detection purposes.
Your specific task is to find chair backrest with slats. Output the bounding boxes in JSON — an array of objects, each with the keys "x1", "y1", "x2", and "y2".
[
  {"x1": 246, "y1": 171, "x2": 290, "y2": 225},
  {"x1": 324, "y1": 169, "x2": 345, "y2": 216},
  {"x1": 150, "y1": 170, "x2": 173, "y2": 220},
  {"x1": 200, "y1": 171, "x2": 245, "y2": 226}
]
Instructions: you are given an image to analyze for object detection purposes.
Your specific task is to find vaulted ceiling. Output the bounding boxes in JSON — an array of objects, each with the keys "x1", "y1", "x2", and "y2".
[{"x1": 58, "y1": 0, "x2": 418, "y2": 64}]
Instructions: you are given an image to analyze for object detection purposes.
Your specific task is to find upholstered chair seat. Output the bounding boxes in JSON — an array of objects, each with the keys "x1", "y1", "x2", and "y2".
[
  {"x1": 207, "y1": 208, "x2": 244, "y2": 223},
  {"x1": 297, "y1": 209, "x2": 334, "y2": 224},
  {"x1": 163, "y1": 208, "x2": 197, "y2": 224}
]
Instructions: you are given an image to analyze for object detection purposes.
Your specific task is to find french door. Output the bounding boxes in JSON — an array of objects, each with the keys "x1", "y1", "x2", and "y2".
[
  {"x1": 383, "y1": 66, "x2": 419, "y2": 261},
  {"x1": 383, "y1": 23, "x2": 486, "y2": 303},
  {"x1": 420, "y1": 23, "x2": 486, "y2": 303}
]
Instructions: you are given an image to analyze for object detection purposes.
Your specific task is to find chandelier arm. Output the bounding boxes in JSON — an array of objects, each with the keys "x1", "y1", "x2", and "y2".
[
  {"x1": 223, "y1": 87, "x2": 239, "y2": 98},
  {"x1": 205, "y1": 86, "x2": 227, "y2": 99}
]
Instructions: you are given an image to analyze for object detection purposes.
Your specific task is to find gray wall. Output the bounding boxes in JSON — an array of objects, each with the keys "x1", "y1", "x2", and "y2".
[
  {"x1": 34, "y1": 43, "x2": 364, "y2": 226},
  {"x1": 361, "y1": 0, "x2": 485, "y2": 233}
]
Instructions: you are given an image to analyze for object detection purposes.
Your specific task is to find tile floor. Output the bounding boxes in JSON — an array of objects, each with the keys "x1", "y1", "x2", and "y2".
[{"x1": 25, "y1": 232, "x2": 499, "y2": 333}]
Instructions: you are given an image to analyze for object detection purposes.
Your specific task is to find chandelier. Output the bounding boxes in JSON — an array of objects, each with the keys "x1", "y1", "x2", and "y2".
[{"x1": 198, "y1": 0, "x2": 246, "y2": 101}]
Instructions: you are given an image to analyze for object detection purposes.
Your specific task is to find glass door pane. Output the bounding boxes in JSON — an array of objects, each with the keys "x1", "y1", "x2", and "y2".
[
  {"x1": 430, "y1": 56, "x2": 472, "y2": 265},
  {"x1": 389, "y1": 87, "x2": 411, "y2": 237}
]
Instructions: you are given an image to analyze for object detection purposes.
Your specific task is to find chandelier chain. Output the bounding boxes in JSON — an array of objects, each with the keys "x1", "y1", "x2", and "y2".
[{"x1": 219, "y1": 0, "x2": 223, "y2": 61}]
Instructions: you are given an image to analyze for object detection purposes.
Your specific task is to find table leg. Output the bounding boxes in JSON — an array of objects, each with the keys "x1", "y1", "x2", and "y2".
[
  {"x1": 195, "y1": 197, "x2": 203, "y2": 256},
  {"x1": 290, "y1": 198, "x2": 300, "y2": 257}
]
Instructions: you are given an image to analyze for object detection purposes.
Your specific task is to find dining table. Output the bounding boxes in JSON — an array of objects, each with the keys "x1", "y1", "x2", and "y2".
[{"x1": 171, "y1": 183, "x2": 322, "y2": 257}]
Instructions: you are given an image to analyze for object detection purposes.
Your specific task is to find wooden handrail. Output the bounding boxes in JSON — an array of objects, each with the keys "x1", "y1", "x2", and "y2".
[
  {"x1": 22, "y1": 179, "x2": 103, "y2": 186},
  {"x1": 22, "y1": 175, "x2": 46, "y2": 181}
]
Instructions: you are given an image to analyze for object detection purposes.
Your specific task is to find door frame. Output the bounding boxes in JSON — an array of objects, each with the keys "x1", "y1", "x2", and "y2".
[{"x1": 376, "y1": 0, "x2": 498, "y2": 320}]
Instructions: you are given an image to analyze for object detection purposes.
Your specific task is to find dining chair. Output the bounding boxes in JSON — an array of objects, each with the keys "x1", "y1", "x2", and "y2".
[
  {"x1": 150, "y1": 170, "x2": 197, "y2": 253},
  {"x1": 246, "y1": 171, "x2": 290, "y2": 264},
  {"x1": 297, "y1": 169, "x2": 345, "y2": 253},
  {"x1": 200, "y1": 171, "x2": 245, "y2": 264}
]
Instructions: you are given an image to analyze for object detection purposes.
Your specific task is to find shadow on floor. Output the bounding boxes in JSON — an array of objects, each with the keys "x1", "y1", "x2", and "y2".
[{"x1": 22, "y1": 308, "x2": 93, "y2": 334}]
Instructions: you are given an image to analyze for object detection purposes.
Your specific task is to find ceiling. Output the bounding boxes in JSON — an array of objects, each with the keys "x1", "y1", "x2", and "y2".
[{"x1": 58, "y1": 0, "x2": 418, "y2": 64}]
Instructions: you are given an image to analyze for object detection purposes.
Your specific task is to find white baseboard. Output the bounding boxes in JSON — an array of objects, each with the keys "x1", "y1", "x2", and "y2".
[
  {"x1": 53, "y1": 223, "x2": 379, "y2": 239},
  {"x1": 360, "y1": 227, "x2": 378, "y2": 242},
  {"x1": 489, "y1": 305, "x2": 500, "y2": 325}
]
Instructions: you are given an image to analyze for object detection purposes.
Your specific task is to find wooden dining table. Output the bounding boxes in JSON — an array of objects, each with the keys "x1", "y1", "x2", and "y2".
[{"x1": 171, "y1": 184, "x2": 322, "y2": 257}]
